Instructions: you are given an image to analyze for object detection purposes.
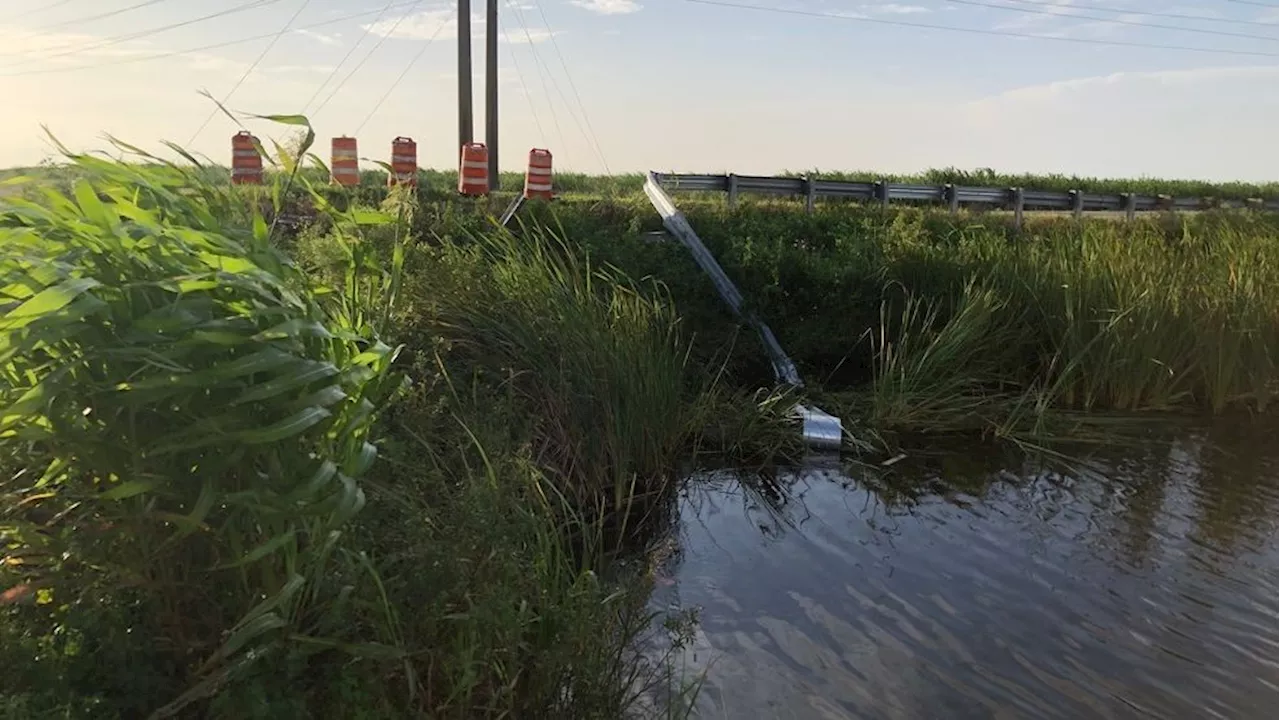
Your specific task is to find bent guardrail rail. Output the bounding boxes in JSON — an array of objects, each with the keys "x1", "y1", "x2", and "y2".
[
  {"x1": 642, "y1": 171, "x2": 842, "y2": 451},
  {"x1": 499, "y1": 194, "x2": 525, "y2": 228}
]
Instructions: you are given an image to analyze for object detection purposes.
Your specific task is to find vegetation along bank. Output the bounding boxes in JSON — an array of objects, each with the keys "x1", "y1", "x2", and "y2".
[{"x1": 1, "y1": 120, "x2": 1275, "y2": 718}]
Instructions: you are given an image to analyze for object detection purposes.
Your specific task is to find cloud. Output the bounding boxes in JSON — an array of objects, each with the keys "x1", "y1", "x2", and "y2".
[
  {"x1": 945, "y1": 65, "x2": 1278, "y2": 181},
  {"x1": 865, "y1": 3, "x2": 930, "y2": 14},
  {"x1": 0, "y1": 24, "x2": 348, "y2": 80},
  {"x1": 568, "y1": 0, "x2": 642, "y2": 15},
  {"x1": 504, "y1": 27, "x2": 558, "y2": 43},
  {"x1": 293, "y1": 28, "x2": 342, "y2": 46},
  {"x1": 362, "y1": 8, "x2": 559, "y2": 43},
  {"x1": 991, "y1": 0, "x2": 1078, "y2": 32},
  {"x1": 966, "y1": 65, "x2": 1279, "y2": 108},
  {"x1": 363, "y1": 8, "x2": 458, "y2": 40}
]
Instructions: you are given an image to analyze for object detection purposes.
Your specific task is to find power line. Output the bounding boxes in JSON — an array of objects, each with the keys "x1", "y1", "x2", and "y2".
[
  {"x1": 310, "y1": 0, "x2": 426, "y2": 119},
  {"x1": 34, "y1": 0, "x2": 176, "y2": 31},
  {"x1": 500, "y1": 12, "x2": 547, "y2": 148},
  {"x1": 994, "y1": 0, "x2": 1276, "y2": 28},
  {"x1": 187, "y1": 0, "x2": 312, "y2": 145},
  {"x1": 0, "y1": 0, "x2": 78, "y2": 24},
  {"x1": 936, "y1": 0, "x2": 1277, "y2": 41},
  {"x1": 530, "y1": 2, "x2": 611, "y2": 173},
  {"x1": 0, "y1": 0, "x2": 282, "y2": 67},
  {"x1": 301, "y1": 0, "x2": 398, "y2": 114},
  {"x1": 1223, "y1": 0, "x2": 1273, "y2": 7},
  {"x1": 684, "y1": 0, "x2": 1279, "y2": 57},
  {"x1": 354, "y1": 16, "x2": 449, "y2": 134},
  {"x1": 0, "y1": 1, "x2": 422, "y2": 77},
  {"x1": 505, "y1": 0, "x2": 572, "y2": 168}
]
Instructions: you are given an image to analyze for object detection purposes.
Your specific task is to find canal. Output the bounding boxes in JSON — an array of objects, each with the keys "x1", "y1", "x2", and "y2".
[{"x1": 644, "y1": 423, "x2": 1278, "y2": 718}]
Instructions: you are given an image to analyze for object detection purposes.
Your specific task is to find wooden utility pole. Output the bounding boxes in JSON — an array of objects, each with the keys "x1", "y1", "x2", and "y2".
[
  {"x1": 485, "y1": 0, "x2": 499, "y2": 189},
  {"x1": 458, "y1": 0, "x2": 473, "y2": 152}
]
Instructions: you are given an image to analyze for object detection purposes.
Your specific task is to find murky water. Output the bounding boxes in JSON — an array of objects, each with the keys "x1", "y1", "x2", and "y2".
[{"x1": 646, "y1": 426, "x2": 1278, "y2": 719}]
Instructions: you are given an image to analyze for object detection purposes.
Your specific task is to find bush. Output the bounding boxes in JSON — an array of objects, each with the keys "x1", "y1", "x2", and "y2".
[{"x1": 0, "y1": 129, "x2": 405, "y2": 717}]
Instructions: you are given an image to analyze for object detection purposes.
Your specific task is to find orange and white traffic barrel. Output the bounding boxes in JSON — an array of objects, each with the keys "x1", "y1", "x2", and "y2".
[
  {"x1": 388, "y1": 136, "x2": 417, "y2": 187},
  {"x1": 230, "y1": 131, "x2": 262, "y2": 185},
  {"x1": 331, "y1": 137, "x2": 358, "y2": 186},
  {"x1": 458, "y1": 142, "x2": 490, "y2": 196},
  {"x1": 523, "y1": 148, "x2": 553, "y2": 200}
]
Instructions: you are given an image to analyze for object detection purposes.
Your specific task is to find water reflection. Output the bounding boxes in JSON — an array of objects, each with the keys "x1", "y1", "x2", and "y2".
[{"x1": 648, "y1": 426, "x2": 1279, "y2": 719}]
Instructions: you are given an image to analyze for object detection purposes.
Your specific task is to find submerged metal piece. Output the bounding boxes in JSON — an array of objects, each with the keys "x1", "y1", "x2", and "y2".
[
  {"x1": 797, "y1": 404, "x2": 843, "y2": 452},
  {"x1": 642, "y1": 171, "x2": 842, "y2": 450},
  {"x1": 499, "y1": 194, "x2": 525, "y2": 228}
]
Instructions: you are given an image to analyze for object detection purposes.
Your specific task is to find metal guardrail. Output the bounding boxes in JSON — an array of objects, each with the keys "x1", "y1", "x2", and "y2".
[
  {"x1": 653, "y1": 173, "x2": 1280, "y2": 223},
  {"x1": 642, "y1": 172, "x2": 842, "y2": 451},
  {"x1": 499, "y1": 195, "x2": 525, "y2": 228}
]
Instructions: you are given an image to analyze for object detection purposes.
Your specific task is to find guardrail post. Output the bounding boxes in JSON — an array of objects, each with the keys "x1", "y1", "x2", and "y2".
[
  {"x1": 1123, "y1": 193, "x2": 1136, "y2": 221},
  {"x1": 1157, "y1": 194, "x2": 1173, "y2": 212},
  {"x1": 1012, "y1": 187, "x2": 1025, "y2": 230},
  {"x1": 1070, "y1": 190, "x2": 1084, "y2": 220},
  {"x1": 946, "y1": 184, "x2": 959, "y2": 214},
  {"x1": 874, "y1": 179, "x2": 889, "y2": 209},
  {"x1": 727, "y1": 173, "x2": 739, "y2": 209},
  {"x1": 805, "y1": 175, "x2": 816, "y2": 215}
]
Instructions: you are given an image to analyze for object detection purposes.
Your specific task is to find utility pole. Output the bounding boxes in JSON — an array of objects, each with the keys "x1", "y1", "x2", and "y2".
[
  {"x1": 458, "y1": 0, "x2": 473, "y2": 153},
  {"x1": 485, "y1": 0, "x2": 499, "y2": 190}
]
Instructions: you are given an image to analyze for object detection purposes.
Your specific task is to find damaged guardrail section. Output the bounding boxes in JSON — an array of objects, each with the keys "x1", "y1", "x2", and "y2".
[{"x1": 642, "y1": 172, "x2": 842, "y2": 451}]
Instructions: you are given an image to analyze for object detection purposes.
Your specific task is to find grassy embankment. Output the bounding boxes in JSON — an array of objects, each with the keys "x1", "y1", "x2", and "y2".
[
  {"x1": 299, "y1": 170, "x2": 1277, "y2": 439},
  {"x1": 2, "y1": 124, "x2": 1275, "y2": 717},
  {"x1": 535, "y1": 196, "x2": 1278, "y2": 437},
  {"x1": 0, "y1": 126, "x2": 788, "y2": 718}
]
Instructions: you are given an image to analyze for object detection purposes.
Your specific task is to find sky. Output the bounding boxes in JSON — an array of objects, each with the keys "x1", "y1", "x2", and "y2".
[{"x1": 0, "y1": 0, "x2": 1276, "y2": 181}]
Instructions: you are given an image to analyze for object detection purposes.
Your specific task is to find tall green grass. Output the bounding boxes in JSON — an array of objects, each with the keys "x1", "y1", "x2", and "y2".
[
  {"x1": 366, "y1": 218, "x2": 795, "y2": 539},
  {"x1": 493, "y1": 198, "x2": 1277, "y2": 429},
  {"x1": 0, "y1": 124, "x2": 409, "y2": 716},
  {"x1": 1, "y1": 119, "x2": 707, "y2": 718}
]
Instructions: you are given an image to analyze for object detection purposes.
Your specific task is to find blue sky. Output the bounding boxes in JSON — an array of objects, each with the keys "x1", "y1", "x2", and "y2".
[{"x1": 1, "y1": 0, "x2": 1276, "y2": 180}]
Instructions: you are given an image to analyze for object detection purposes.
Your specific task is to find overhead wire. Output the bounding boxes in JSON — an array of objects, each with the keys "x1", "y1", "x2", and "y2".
[
  {"x1": 34, "y1": 0, "x2": 176, "y2": 31},
  {"x1": 301, "y1": 0, "x2": 399, "y2": 114},
  {"x1": 187, "y1": 0, "x2": 312, "y2": 144},
  {"x1": 0, "y1": 0, "x2": 283, "y2": 67},
  {"x1": 500, "y1": 10, "x2": 548, "y2": 148},
  {"x1": 0, "y1": 1, "x2": 422, "y2": 77},
  {"x1": 530, "y1": 2, "x2": 611, "y2": 173},
  {"x1": 310, "y1": 0, "x2": 427, "y2": 120},
  {"x1": 1223, "y1": 0, "x2": 1273, "y2": 7},
  {"x1": 353, "y1": 15, "x2": 450, "y2": 134},
  {"x1": 933, "y1": 0, "x2": 1277, "y2": 41},
  {"x1": 992, "y1": 0, "x2": 1276, "y2": 28},
  {"x1": 683, "y1": 0, "x2": 1279, "y2": 57},
  {"x1": 0, "y1": 0, "x2": 78, "y2": 24},
  {"x1": 505, "y1": 0, "x2": 572, "y2": 167}
]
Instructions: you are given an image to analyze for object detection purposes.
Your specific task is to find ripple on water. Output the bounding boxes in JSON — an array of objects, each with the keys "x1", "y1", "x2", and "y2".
[{"x1": 645, "y1": 428, "x2": 1280, "y2": 719}]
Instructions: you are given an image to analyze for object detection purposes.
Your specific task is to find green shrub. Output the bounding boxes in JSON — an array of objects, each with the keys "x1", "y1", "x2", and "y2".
[{"x1": 0, "y1": 126, "x2": 405, "y2": 717}]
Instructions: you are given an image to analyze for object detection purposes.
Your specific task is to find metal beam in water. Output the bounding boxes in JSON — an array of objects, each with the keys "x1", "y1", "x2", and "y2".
[{"x1": 641, "y1": 172, "x2": 842, "y2": 451}]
